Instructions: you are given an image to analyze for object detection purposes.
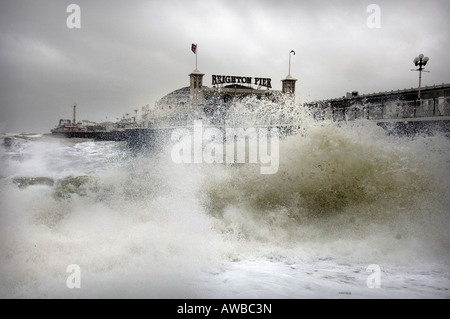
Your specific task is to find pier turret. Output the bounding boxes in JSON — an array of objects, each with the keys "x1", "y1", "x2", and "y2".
[
  {"x1": 189, "y1": 69, "x2": 205, "y2": 116},
  {"x1": 281, "y1": 75, "x2": 297, "y2": 96},
  {"x1": 282, "y1": 50, "x2": 298, "y2": 97}
]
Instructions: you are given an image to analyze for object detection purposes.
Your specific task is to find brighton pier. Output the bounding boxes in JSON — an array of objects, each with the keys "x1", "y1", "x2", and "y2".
[{"x1": 51, "y1": 65, "x2": 450, "y2": 147}]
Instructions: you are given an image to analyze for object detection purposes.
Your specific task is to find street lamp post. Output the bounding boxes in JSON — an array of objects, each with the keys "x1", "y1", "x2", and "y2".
[
  {"x1": 411, "y1": 54, "x2": 430, "y2": 101},
  {"x1": 288, "y1": 50, "x2": 295, "y2": 77}
]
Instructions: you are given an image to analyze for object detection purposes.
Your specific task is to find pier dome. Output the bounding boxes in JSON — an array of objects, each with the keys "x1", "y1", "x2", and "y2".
[{"x1": 157, "y1": 86, "x2": 191, "y2": 107}]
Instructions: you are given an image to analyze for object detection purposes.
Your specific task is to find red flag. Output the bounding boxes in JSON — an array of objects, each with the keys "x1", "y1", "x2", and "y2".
[{"x1": 191, "y1": 43, "x2": 197, "y2": 54}]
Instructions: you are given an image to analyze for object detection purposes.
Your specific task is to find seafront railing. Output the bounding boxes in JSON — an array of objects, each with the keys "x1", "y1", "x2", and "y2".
[{"x1": 309, "y1": 98, "x2": 450, "y2": 122}]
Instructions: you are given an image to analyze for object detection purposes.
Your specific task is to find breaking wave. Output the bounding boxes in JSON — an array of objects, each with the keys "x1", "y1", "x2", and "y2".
[
  {"x1": 200, "y1": 119, "x2": 450, "y2": 264},
  {"x1": 1, "y1": 102, "x2": 449, "y2": 298}
]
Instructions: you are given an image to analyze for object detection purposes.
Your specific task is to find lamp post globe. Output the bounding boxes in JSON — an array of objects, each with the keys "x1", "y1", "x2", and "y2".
[{"x1": 412, "y1": 54, "x2": 430, "y2": 100}]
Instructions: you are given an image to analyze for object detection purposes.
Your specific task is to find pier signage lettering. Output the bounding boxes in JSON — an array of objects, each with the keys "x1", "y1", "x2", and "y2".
[{"x1": 212, "y1": 75, "x2": 272, "y2": 89}]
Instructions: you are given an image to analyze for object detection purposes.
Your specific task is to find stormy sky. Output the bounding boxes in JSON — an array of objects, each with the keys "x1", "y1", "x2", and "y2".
[{"x1": 0, "y1": 0, "x2": 449, "y2": 133}]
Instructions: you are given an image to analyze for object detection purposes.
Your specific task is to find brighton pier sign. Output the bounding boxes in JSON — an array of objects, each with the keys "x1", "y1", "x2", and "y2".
[{"x1": 212, "y1": 75, "x2": 272, "y2": 89}]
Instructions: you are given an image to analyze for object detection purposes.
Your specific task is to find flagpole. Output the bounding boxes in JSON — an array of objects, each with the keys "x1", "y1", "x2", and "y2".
[
  {"x1": 191, "y1": 43, "x2": 198, "y2": 70},
  {"x1": 288, "y1": 50, "x2": 295, "y2": 77}
]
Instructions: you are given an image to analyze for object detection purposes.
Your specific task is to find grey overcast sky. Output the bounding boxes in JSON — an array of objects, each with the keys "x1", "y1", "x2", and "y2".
[{"x1": 0, "y1": 0, "x2": 449, "y2": 133}]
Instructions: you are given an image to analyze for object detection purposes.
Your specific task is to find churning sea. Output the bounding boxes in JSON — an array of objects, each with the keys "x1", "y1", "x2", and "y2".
[{"x1": 1, "y1": 109, "x2": 449, "y2": 299}]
